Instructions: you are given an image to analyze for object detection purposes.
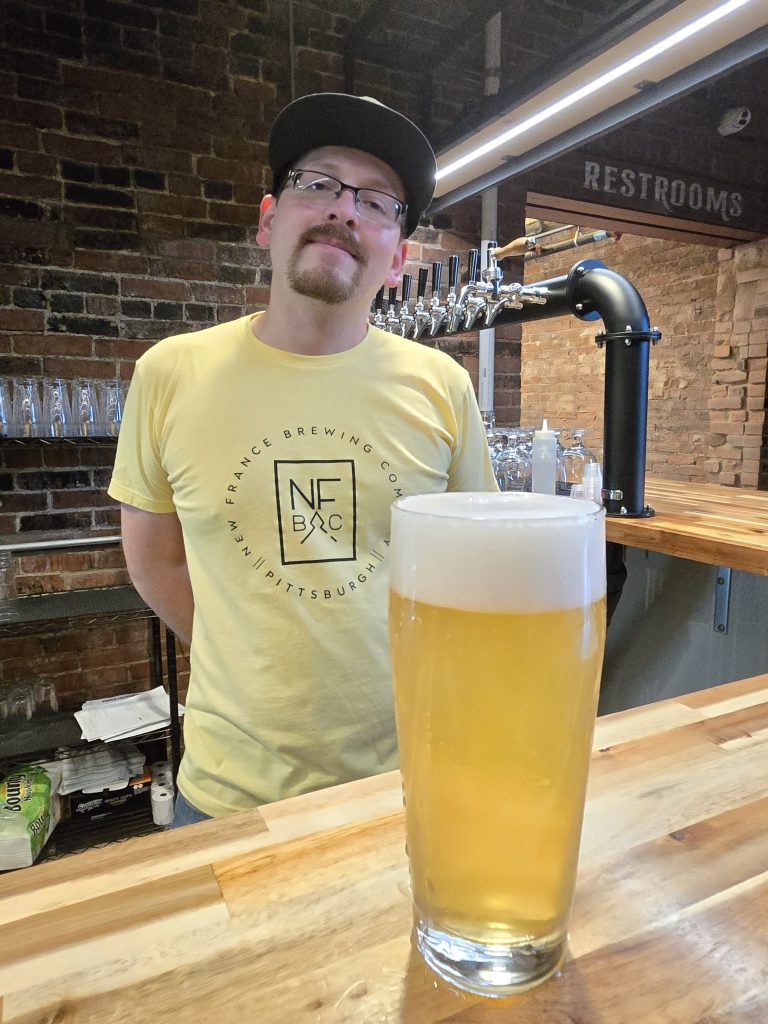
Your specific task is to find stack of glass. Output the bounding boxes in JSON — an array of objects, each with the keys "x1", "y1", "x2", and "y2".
[
  {"x1": 0, "y1": 378, "x2": 128, "y2": 439},
  {"x1": 0, "y1": 680, "x2": 59, "y2": 723},
  {"x1": 484, "y1": 418, "x2": 598, "y2": 496}
]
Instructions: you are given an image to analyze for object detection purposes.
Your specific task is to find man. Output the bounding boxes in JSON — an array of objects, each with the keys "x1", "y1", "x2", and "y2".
[{"x1": 109, "y1": 93, "x2": 496, "y2": 825}]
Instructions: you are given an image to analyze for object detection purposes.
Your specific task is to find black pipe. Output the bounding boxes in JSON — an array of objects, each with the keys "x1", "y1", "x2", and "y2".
[
  {"x1": 569, "y1": 261, "x2": 657, "y2": 517},
  {"x1": 393, "y1": 258, "x2": 660, "y2": 517}
]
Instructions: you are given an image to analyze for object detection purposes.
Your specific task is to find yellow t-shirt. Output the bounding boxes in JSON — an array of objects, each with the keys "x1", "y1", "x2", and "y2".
[{"x1": 108, "y1": 314, "x2": 497, "y2": 816}]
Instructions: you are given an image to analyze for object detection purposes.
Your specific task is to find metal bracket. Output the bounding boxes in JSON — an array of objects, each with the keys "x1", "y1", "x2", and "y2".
[{"x1": 713, "y1": 567, "x2": 732, "y2": 635}]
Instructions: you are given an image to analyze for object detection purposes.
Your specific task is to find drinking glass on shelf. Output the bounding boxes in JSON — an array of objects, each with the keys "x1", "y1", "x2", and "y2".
[
  {"x1": 551, "y1": 428, "x2": 570, "y2": 496},
  {"x1": 0, "y1": 379, "x2": 11, "y2": 437},
  {"x1": 481, "y1": 410, "x2": 496, "y2": 446},
  {"x1": 490, "y1": 432, "x2": 511, "y2": 491},
  {"x1": 500, "y1": 434, "x2": 531, "y2": 492},
  {"x1": 6, "y1": 684, "x2": 35, "y2": 722},
  {"x1": 33, "y1": 679, "x2": 59, "y2": 714},
  {"x1": 71, "y1": 379, "x2": 101, "y2": 437},
  {"x1": 562, "y1": 429, "x2": 597, "y2": 486},
  {"x1": 12, "y1": 378, "x2": 43, "y2": 437},
  {"x1": 98, "y1": 379, "x2": 125, "y2": 437},
  {"x1": 42, "y1": 378, "x2": 73, "y2": 438}
]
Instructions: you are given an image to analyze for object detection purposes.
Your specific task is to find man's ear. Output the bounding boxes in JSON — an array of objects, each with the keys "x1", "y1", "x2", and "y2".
[
  {"x1": 255, "y1": 194, "x2": 277, "y2": 247},
  {"x1": 383, "y1": 240, "x2": 409, "y2": 288}
]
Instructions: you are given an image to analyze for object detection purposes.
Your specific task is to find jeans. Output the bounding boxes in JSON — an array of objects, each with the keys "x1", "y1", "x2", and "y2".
[{"x1": 171, "y1": 788, "x2": 213, "y2": 829}]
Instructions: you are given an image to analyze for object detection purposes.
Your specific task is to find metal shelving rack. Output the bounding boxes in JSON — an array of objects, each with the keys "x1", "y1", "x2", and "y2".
[{"x1": 1, "y1": 433, "x2": 182, "y2": 861}]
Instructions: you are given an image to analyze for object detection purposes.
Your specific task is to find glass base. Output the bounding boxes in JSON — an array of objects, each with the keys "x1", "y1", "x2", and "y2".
[{"x1": 416, "y1": 920, "x2": 565, "y2": 998}]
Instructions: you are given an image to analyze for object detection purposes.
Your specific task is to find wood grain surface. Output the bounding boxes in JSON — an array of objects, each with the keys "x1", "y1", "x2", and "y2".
[
  {"x1": 606, "y1": 477, "x2": 768, "y2": 574},
  {"x1": 1, "y1": 674, "x2": 767, "y2": 1023}
]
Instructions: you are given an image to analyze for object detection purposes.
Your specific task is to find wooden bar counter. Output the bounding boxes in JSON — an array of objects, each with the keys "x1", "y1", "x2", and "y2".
[
  {"x1": 1, "y1": 674, "x2": 767, "y2": 1023},
  {"x1": 606, "y1": 476, "x2": 768, "y2": 574}
]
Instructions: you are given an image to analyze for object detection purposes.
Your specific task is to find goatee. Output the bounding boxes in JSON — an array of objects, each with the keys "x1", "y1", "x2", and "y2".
[{"x1": 286, "y1": 224, "x2": 367, "y2": 305}]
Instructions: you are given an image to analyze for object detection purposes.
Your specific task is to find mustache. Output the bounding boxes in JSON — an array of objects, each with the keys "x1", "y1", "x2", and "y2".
[{"x1": 298, "y1": 224, "x2": 365, "y2": 263}]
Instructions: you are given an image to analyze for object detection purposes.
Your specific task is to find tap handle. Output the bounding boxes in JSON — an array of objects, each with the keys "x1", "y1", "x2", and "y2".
[
  {"x1": 401, "y1": 273, "x2": 412, "y2": 304},
  {"x1": 448, "y1": 254, "x2": 459, "y2": 291},
  {"x1": 417, "y1": 267, "x2": 428, "y2": 301},
  {"x1": 431, "y1": 261, "x2": 442, "y2": 297},
  {"x1": 486, "y1": 241, "x2": 498, "y2": 269},
  {"x1": 468, "y1": 248, "x2": 479, "y2": 283},
  {"x1": 388, "y1": 286, "x2": 398, "y2": 309},
  {"x1": 374, "y1": 286, "x2": 384, "y2": 312}
]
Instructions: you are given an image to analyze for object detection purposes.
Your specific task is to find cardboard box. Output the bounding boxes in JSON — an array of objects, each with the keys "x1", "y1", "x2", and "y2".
[{"x1": 68, "y1": 773, "x2": 151, "y2": 821}]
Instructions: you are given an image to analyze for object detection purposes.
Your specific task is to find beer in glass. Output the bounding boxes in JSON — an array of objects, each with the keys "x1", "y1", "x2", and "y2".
[{"x1": 389, "y1": 492, "x2": 606, "y2": 996}]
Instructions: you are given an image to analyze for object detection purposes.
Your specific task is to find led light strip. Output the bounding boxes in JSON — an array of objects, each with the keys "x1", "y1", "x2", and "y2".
[{"x1": 436, "y1": 0, "x2": 755, "y2": 182}]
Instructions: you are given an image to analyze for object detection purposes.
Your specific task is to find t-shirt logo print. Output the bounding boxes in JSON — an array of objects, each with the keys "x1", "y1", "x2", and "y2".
[{"x1": 274, "y1": 460, "x2": 357, "y2": 565}]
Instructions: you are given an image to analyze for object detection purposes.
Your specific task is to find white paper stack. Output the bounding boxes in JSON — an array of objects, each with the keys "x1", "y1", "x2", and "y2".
[
  {"x1": 57, "y1": 741, "x2": 146, "y2": 796},
  {"x1": 74, "y1": 686, "x2": 184, "y2": 743}
]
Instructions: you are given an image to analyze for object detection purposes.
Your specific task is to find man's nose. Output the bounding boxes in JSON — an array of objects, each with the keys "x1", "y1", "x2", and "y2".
[{"x1": 326, "y1": 185, "x2": 359, "y2": 223}]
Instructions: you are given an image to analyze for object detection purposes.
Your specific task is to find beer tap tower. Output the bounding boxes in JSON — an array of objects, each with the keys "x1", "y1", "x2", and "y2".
[{"x1": 370, "y1": 249, "x2": 661, "y2": 519}]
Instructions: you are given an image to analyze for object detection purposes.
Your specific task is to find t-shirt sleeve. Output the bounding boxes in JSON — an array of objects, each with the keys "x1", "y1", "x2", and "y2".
[
  {"x1": 107, "y1": 355, "x2": 176, "y2": 513},
  {"x1": 447, "y1": 375, "x2": 499, "y2": 493}
]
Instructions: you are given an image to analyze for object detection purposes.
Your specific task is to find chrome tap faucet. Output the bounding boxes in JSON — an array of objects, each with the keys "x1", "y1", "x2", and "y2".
[
  {"x1": 372, "y1": 287, "x2": 386, "y2": 330},
  {"x1": 385, "y1": 286, "x2": 399, "y2": 334},
  {"x1": 437, "y1": 256, "x2": 460, "y2": 335},
  {"x1": 448, "y1": 253, "x2": 474, "y2": 333},
  {"x1": 412, "y1": 267, "x2": 431, "y2": 340},
  {"x1": 398, "y1": 274, "x2": 414, "y2": 338},
  {"x1": 454, "y1": 249, "x2": 484, "y2": 332},
  {"x1": 427, "y1": 261, "x2": 446, "y2": 337}
]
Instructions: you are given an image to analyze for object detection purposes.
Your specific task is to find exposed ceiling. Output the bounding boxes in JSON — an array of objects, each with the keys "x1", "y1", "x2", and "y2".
[
  {"x1": 344, "y1": 0, "x2": 768, "y2": 221},
  {"x1": 431, "y1": 0, "x2": 768, "y2": 208}
]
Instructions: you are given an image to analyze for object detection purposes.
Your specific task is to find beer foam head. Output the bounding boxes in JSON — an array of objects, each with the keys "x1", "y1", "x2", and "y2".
[{"x1": 390, "y1": 492, "x2": 606, "y2": 612}]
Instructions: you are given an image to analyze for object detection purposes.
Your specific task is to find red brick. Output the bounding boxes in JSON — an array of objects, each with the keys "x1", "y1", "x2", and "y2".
[
  {"x1": 196, "y1": 155, "x2": 260, "y2": 184},
  {"x1": 74, "y1": 251, "x2": 149, "y2": 274},
  {"x1": 150, "y1": 258, "x2": 219, "y2": 282},
  {"x1": 11, "y1": 333, "x2": 91, "y2": 357},
  {"x1": 139, "y1": 214, "x2": 187, "y2": 236},
  {"x1": 137, "y1": 192, "x2": 205, "y2": 218},
  {"x1": 207, "y1": 202, "x2": 260, "y2": 226},
  {"x1": 65, "y1": 568, "x2": 130, "y2": 589},
  {"x1": 42, "y1": 357, "x2": 116, "y2": 378},
  {"x1": 93, "y1": 547, "x2": 128, "y2": 570},
  {"x1": 62, "y1": 64, "x2": 145, "y2": 95},
  {"x1": 135, "y1": 147, "x2": 194, "y2": 175},
  {"x1": 167, "y1": 173, "x2": 201, "y2": 197},
  {"x1": 42, "y1": 132, "x2": 123, "y2": 165},
  {"x1": 190, "y1": 282, "x2": 244, "y2": 303},
  {"x1": 244, "y1": 286, "x2": 270, "y2": 307},
  {"x1": 51, "y1": 489, "x2": 115, "y2": 509},
  {"x1": 230, "y1": 185, "x2": 262, "y2": 212},
  {"x1": 86, "y1": 295, "x2": 121, "y2": 316},
  {"x1": 15, "y1": 152, "x2": 58, "y2": 176},
  {"x1": 0, "y1": 308, "x2": 45, "y2": 332},
  {"x1": 0, "y1": 266, "x2": 41, "y2": 286},
  {"x1": 96, "y1": 339, "x2": 154, "y2": 360},
  {"x1": 3, "y1": 97, "x2": 62, "y2": 130},
  {"x1": 0, "y1": 173, "x2": 61, "y2": 200},
  {"x1": 15, "y1": 574, "x2": 66, "y2": 597},
  {"x1": 121, "y1": 278, "x2": 190, "y2": 300}
]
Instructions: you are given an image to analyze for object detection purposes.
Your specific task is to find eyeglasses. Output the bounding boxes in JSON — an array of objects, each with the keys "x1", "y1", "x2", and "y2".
[{"x1": 285, "y1": 169, "x2": 406, "y2": 228}]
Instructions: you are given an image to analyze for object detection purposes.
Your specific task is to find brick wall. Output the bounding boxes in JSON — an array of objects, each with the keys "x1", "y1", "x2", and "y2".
[
  {"x1": 521, "y1": 233, "x2": 768, "y2": 488},
  {"x1": 0, "y1": 0, "x2": 519, "y2": 709},
  {"x1": 710, "y1": 239, "x2": 768, "y2": 488}
]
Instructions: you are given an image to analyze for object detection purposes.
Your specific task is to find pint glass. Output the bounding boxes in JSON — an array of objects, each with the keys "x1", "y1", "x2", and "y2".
[{"x1": 389, "y1": 492, "x2": 606, "y2": 997}]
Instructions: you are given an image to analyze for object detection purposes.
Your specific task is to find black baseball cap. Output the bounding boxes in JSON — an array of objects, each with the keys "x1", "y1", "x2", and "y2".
[{"x1": 268, "y1": 93, "x2": 437, "y2": 237}]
